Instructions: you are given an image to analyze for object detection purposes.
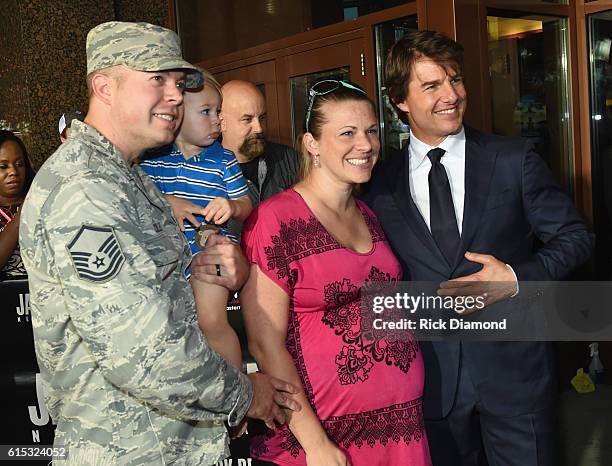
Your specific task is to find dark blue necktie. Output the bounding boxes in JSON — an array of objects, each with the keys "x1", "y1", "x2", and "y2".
[{"x1": 427, "y1": 148, "x2": 460, "y2": 265}]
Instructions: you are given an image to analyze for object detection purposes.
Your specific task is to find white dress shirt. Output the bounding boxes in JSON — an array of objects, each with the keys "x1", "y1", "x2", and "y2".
[
  {"x1": 408, "y1": 128, "x2": 466, "y2": 234},
  {"x1": 407, "y1": 127, "x2": 519, "y2": 295}
]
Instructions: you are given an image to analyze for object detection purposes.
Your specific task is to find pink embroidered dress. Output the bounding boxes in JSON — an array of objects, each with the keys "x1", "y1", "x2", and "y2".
[{"x1": 242, "y1": 189, "x2": 431, "y2": 466}]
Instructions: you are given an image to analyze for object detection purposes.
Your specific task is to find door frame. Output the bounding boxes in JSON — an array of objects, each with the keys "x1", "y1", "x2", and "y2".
[{"x1": 574, "y1": 0, "x2": 612, "y2": 220}]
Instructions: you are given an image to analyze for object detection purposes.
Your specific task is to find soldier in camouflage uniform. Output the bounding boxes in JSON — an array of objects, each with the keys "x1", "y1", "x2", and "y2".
[{"x1": 19, "y1": 21, "x2": 299, "y2": 466}]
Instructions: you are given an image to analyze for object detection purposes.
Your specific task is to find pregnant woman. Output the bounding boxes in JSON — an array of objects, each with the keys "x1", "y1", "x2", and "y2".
[{"x1": 240, "y1": 80, "x2": 431, "y2": 466}]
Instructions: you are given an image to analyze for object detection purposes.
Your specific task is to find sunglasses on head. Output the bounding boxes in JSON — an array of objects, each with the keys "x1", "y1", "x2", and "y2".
[{"x1": 305, "y1": 80, "x2": 367, "y2": 132}]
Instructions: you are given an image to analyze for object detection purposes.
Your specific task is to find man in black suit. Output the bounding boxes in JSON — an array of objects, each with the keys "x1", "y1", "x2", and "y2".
[{"x1": 362, "y1": 30, "x2": 593, "y2": 466}]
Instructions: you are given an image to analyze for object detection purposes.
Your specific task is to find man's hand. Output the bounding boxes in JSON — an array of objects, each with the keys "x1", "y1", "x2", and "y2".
[
  {"x1": 163, "y1": 194, "x2": 205, "y2": 232},
  {"x1": 190, "y1": 234, "x2": 249, "y2": 290},
  {"x1": 202, "y1": 197, "x2": 234, "y2": 224},
  {"x1": 230, "y1": 418, "x2": 249, "y2": 439},
  {"x1": 246, "y1": 372, "x2": 301, "y2": 429},
  {"x1": 437, "y1": 251, "x2": 518, "y2": 313}
]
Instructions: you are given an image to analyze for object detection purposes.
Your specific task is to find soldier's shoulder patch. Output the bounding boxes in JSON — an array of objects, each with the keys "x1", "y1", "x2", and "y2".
[{"x1": 67, "y1": 225, "x2": 125, "y2": 283}]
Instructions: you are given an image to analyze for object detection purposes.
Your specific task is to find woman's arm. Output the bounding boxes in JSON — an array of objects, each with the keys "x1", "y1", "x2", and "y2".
[
  {"x1": 241, "y1": 264, "x2": 349, "y2": 466},
  {"x1": 0, "y1": 211, "x2": 21, "y2": 268}
]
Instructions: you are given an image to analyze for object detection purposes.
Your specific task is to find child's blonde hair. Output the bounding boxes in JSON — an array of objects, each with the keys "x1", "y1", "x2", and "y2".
[{"x1": 200, "y1": 68, "x2": 222, "y2": 97}]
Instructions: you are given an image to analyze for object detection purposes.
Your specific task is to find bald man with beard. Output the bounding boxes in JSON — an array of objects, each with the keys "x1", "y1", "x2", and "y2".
[{"x1": 220, "y1": 80, "x2": 299, "y2": 207}]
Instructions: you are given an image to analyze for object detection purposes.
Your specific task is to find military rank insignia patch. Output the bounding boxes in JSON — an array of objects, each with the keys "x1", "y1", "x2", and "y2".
[{"x1": 67, "y1": 225, "x2": 125, "y2": 282}]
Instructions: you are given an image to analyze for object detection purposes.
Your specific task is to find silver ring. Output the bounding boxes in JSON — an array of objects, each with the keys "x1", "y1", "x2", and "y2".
[{"x1": 216, "y1": 264, "x2": 221, "y2": 277}]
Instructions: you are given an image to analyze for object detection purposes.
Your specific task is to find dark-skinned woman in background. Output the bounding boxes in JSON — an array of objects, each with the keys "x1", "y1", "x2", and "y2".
[{"x1": 0, "y1": 130, "x2": 36, "y2": 280}]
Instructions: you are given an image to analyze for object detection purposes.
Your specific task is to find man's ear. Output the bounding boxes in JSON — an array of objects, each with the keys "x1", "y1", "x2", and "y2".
[
  {"x1": 220, "y1": 114, "x2": 227, "y2": 131},
  {"x1": 396, "y1": 99, "x2": 410, "y2": 114},
  {"x1": 303, "y1": 132, "x2": 319, "y2": 155},
  {"x1": 90, "y1": 72, "x2": 114, "y2": 105}
]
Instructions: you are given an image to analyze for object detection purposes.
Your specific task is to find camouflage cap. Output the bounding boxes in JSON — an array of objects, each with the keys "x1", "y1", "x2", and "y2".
[
  {"x1": 185, "y1": 68, "x2": 205, "y2": 91},
  {"x1": 86, "y1": 21, "x2": 203, "y2": 88}
]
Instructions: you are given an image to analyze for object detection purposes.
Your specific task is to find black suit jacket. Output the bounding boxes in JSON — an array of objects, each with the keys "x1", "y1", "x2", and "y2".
[{"x1": 362, "y1": 126, "x2": 593, "y2": 419}]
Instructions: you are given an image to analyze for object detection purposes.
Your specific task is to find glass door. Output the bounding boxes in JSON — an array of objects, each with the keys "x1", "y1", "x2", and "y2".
[
  {"x1": 289, "y1": 67, "x2": 351, "y2": 145},
  {"x1": 277, "y1": 37, "x2": 369, "y2": 147},
  {"x1": 374, "y1": 15, "x2": 418, "y2": 157},
  {"x1": 486, "y1": 10, "x2": 573, "y2": 193},
  {"x1": 588, "y1": 9, "x2": 612, "y2": 278}
]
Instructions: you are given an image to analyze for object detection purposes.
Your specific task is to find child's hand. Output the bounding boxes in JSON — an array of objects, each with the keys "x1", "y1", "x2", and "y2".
[
  {"x1": 163, "y1": 195, "x2": 206, "y2": 232},
  {"x1": 202, "y1": 197, "x2": 233, "y2": 224}
]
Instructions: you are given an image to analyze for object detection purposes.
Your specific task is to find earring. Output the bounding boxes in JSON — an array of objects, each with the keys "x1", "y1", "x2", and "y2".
[{"x1": 313, "y1": 154, "x2": 321, "y2": 168}]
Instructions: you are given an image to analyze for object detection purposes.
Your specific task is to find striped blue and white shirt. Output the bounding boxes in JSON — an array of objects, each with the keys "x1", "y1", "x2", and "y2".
[{"x1": 140, "y1": 141, "x2": 248, "y2": 256}]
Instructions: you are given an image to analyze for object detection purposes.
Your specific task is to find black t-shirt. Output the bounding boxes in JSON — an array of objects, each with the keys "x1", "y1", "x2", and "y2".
[{"x1": 240, "y1": 158, "x2": 259, "y2": 185}]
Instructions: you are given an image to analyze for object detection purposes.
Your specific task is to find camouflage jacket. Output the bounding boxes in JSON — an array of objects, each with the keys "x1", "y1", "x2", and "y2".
[{"x1": 19, "y1": 121, "x2": 253, "y2": 465}]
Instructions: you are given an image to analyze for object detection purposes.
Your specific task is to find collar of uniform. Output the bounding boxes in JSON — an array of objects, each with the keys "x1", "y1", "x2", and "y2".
[
  {"x1": 71, "y1": 120, "x2": 132, "y2": 171},
  {"x1": 409, "y1": 126, "x2": 465, "y2": 167}
]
